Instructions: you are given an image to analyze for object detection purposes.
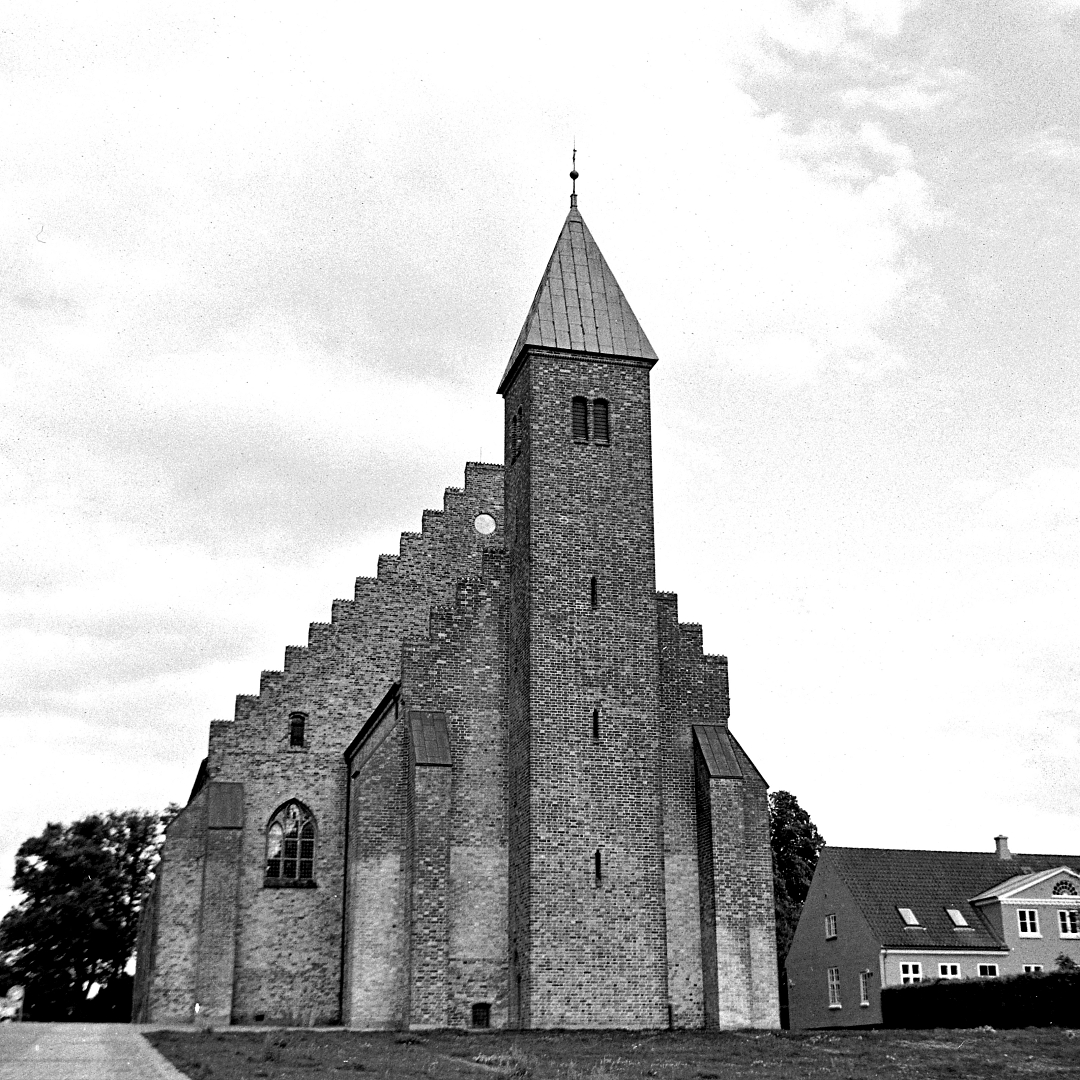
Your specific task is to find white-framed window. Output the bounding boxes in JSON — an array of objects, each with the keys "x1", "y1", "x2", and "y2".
[
  {"x1": 1059, "y1": 909, "x2": 1080, "y2": 937},
  {"x1": 900, "y1": 962, "x2": 922, "y2": 984},
  {"x1": 825, "y1": 913, "x2": 837, "y2": 939},
  {"x1": 1023, "y1": 964, "x2": 1044, "y2": 973},
  {"x1": 938, "y1": 963, "x2": 961, "y2": 979},
  {"x1": 827, "y1": 967, "x2": 841, "y2": 1008},
  {"x1": 859, "y1": 971, "x2": 871, "y2": 1006},
  {"x1": 977, "y1": 964, "x2": 999, "y2": 978},
  {"x1": 945, "y1": 907, "x2": 970, "y2": 928},
  {"x1": 897, "y1": 907, "x2": 920, "y2": 926},
  {"x1": 1018, "y1": 909, "x2": 1040, "y2": 937}
]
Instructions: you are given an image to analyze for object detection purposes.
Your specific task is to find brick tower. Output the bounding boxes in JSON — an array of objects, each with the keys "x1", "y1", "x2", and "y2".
[{"x1": 499, "y1": 191, "x2": 669, "y2": 1028}]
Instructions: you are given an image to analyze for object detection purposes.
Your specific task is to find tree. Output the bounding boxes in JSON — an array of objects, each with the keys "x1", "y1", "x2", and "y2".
[
  {"x1": 0, "y1": 809, "x2": 169, "y2": 1020},
  {"x1": 769, "y1": 789, "x2": 825, "y2": 968}
]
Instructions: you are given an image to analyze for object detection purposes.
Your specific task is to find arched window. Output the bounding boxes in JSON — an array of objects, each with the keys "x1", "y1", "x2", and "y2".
[
  {"x1": 1053, "y1": 880, "x2": 1078, "y2": 896},
  {"x1": 265, "y1": 801, "x2": 316, "y2": 885},
  {"x1": 592, "y1": 399, "x2": 610, "y2": 444},
  {"x1": 571, "y1": 396, "x2": 589, "y2": 441}
]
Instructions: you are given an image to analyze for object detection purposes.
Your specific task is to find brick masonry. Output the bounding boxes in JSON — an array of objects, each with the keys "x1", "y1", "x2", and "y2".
[{"x1": 133, "y1": 205, "x2": 779, "y2": 1031}]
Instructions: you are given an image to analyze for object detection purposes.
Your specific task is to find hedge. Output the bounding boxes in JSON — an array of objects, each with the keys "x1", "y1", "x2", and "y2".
[{"x1": 882, "y1": 970, "x2": 1080, "y2": 1029}]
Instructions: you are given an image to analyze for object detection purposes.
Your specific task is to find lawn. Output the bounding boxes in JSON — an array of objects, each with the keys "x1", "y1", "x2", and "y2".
[{"x1": 146, "y1": 1026, "x2": 1080, "y2": 1079}]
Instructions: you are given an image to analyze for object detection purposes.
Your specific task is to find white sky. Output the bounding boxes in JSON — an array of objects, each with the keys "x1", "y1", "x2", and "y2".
[{"x1": 4, "y1": 0, "x2": 1080, "y2": 917}]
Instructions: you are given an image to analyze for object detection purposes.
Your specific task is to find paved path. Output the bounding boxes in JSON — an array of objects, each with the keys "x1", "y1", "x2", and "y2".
[{"x1": 0, "y1": 1024, "x2": 188, "y2": 1080}]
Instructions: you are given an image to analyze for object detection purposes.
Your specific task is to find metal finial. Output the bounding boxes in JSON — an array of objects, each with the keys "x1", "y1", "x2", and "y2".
[{"x1": 570, "y1": 146, "x2": 578, "y2": 208}]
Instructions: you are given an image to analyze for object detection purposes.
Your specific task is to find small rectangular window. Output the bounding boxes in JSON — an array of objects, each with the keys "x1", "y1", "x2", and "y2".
[
  {"x1": 899, "y1": 962, "x2": 922, "y2": 984},
  {"x1": 571, "y1": 396, "x2": 589, "y2": 441},
  {"x1": 1059, "y1": 909, "x2": 1080, "y2": 937},
  {"x1": 827, "y1": 967, "x2": 841, "y2": 1008},
  {"x1": 594, "y1": 849, "x2": 602, "y2": 884},
  {"x1": 590, "y1": 576, "x2": 598, "y2": 609},
  {"x1": 897, "y1": 907, "x2": 920, "y2": 927},
  {"x1": 1018, "y1": 909, "x2": 1040, "y2": 936},
  {"x1": 592, "y1": 708, "x2": 600, "y2": 740},
  {"x1": 289, "y1": 713, "x2": 306, "y2": 748},
  {"x1": 471, "y1": 1002, "x2": 491, "y2": 1028},
  {"x1": 824, "y1": 913, "x2": 837, "y2": 940},
  {"x1": 592, "y1": 398, "x2": 610, "y2": 444},
  {"x1": 938, "y1": 963, "x2": 960, "y2": 979},
  {"x1": 859, "y1": 971, "x2": 870, "y2": 1006},
  {"x1": 945, "y1": 907, "x2": 969, "y2": 928},
  {"x1": 1023, "y1": 964, "x2": 1044, "y2": 973},
  {"x1": 978, "y1": 964, "x2": 999, "y2": 978}
]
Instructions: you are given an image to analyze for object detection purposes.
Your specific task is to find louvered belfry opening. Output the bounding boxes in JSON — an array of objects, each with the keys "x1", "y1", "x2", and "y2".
[
  {"x1": 592, "y1": 398, "x2": 610, "y2": 444},
  {"x1": 571, "y1": 396, "x2": 590, "y2": 441}
]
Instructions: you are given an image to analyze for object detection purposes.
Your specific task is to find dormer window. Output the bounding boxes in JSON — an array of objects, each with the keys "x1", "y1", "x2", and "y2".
[
  {"x1": 945, "y1": 907, "x2": 970, "y2": 928},
  {"x1": 897, "y1": 907, "x2": 921, "y2": 927}
]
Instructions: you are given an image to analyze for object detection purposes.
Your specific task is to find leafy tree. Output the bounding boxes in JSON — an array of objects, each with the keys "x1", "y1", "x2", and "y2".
[
  {"x1": 769, "y1": 789, "x2": 825, "y2": 967},
  {"x1": 0, "y1": 809, "x2": 170, "y2": 1020}
]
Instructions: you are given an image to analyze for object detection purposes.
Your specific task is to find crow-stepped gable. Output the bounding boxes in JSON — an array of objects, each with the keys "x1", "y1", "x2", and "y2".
[{"x1": 133, "y1": 194, "x2": 780, "y2": 1031}]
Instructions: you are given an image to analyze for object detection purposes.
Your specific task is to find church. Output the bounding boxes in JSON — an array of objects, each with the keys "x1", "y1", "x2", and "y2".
[{"x1": 132, "y1": 186, "x2": 780, "y2": 1031}]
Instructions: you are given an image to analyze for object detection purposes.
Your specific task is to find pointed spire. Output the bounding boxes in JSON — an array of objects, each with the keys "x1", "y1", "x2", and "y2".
[{"x1": 498, "y1": 195, "x2": 658, "y2": 394}]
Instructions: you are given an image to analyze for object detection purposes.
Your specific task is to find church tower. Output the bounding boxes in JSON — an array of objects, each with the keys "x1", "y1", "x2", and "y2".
[{"x1": 500, "y1": 188, "x2": 669, "y2": 1028}]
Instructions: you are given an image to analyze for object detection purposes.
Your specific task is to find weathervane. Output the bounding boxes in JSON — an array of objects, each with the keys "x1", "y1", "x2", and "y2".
[{"x1": 570, "y1": 145, "x2": 578, "y2": 208}]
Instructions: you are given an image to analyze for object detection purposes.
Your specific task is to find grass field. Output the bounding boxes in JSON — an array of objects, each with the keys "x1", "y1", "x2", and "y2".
[{"x1": 147, "y1": 1025, "x2": 1080, "y2": 1079}]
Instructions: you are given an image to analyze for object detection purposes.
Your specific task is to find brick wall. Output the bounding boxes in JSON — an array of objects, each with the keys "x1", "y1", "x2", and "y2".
[
  {"x1": 140, "y1": 464, "x2": 505, "y2": 1025},
  {"x1": 504, "y1": 347, "x2": 669, "y2": 1029}
]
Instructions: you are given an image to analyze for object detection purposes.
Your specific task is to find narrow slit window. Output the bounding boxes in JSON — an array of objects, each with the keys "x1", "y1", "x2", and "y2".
[
  {"x1": 571, "y1": 396, "x2": 590, "y2": 441},
  {"x1": 592, "y1": 708, "x2": 600, "y2": 740},
  {"x1": 289, "y1": 712, "x2": 306, "y2": 748},
  {"x1": 594, "y1": 850, "x2": 602, "y2": 884},
  {"x1": 592, "y1": 399, "x2": 610, "y2": 444},
  {"x1": 590, "y1": 576, "x2": 598, "y2": 609}
]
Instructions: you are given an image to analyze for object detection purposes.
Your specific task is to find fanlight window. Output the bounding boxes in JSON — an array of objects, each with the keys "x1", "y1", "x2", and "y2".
[
  {"x1": 265, "y1": 801, "x2": 316, "y2": 884},
  {"x1": 1053, "y1": 880, "x2": 1078, "y2": 896}
]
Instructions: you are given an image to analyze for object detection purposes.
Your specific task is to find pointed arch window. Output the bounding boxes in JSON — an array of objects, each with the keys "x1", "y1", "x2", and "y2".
[{"x1": 264, "y1": 801, "x2": 317, "y2": 887}]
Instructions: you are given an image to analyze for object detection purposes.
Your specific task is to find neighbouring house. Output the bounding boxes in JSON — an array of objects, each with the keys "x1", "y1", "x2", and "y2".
[{"x1": 786, "y1": 837, "x2": 1080, "y2": 1029}]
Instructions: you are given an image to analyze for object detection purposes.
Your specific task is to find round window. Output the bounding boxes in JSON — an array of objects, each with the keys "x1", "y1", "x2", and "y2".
[{"x1": 474, "y1": 513, "x2": 496, "y2": 536}]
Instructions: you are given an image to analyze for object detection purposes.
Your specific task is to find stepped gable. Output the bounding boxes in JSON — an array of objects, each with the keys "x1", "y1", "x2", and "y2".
[
  {"x1": 210, "y1": 461, "x2": 504, "y2": 754},
  {"x1": 498, "y1": 205, "x2": 658, "y2": 394}
]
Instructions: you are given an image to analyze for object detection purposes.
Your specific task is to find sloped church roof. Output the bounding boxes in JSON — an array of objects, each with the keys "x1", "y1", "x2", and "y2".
[{"x1": 498, "y1": 202, "x2": 657, "y2": 393}]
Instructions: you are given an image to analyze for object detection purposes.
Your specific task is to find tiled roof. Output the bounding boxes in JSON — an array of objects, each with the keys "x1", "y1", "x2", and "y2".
[
  {"x1": 498, "y1": 205, "x2": 657, "y2": 392},
  {"x1": 825, "y1": 846, "x2": 1080, "y2": 950}
]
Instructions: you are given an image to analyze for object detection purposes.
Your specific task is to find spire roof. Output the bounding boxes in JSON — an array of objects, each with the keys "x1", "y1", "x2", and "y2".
[{"x1": 498, "y1": 205, "x2": 657, "y2": 393}]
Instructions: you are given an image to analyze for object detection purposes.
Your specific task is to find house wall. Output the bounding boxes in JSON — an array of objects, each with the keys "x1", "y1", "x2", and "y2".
[
  {"x1": 787, "y1": 863, "x2": 882, "y2": 1029},
  {"x1": 990, "y1": 880, "x2": 1080, "y2": 974},
  {"x1": 880, "y1": 950, "x2": 1007, "y2": 985}
]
